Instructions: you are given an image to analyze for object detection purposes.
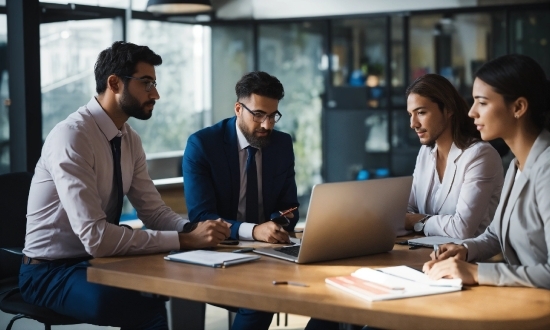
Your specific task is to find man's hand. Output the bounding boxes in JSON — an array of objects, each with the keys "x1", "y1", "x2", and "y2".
[
  {"x1": 178, "y1": 219, "x2": 230, "y2": 249},
  {"x1": 252, "y1": 221, "x2": 290, "y2": 243},
  {"x1": 405, "y1": 213, "x2": 425, "y2": 230}
]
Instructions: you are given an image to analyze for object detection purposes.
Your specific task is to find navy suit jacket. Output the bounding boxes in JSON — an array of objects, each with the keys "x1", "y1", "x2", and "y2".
[{"x1": 183, "y1": 116, "x2": 299, "y2": 239}]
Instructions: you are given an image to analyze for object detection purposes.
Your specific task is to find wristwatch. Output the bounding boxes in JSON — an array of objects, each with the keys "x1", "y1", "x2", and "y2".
[
  {"x1": 413, "y1": 215, "x2": 432, "y2": 233},
  {"x1": 180, "y1": 222, "x2": 198, "y2": 234}
]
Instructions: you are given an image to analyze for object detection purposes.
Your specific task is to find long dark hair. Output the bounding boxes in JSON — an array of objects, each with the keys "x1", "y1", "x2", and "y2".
[
  {"x1": 475, "y1": 54, "x2": 550, "y2": 131},
  {"x1": 406, "y1": 74, "x2": 480, "y2": 149}
]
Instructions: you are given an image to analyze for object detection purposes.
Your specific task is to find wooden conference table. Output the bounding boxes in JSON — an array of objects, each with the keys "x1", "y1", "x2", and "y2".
[{"x1": 88, "y1": 241, "x2": 550, "y2": 330}]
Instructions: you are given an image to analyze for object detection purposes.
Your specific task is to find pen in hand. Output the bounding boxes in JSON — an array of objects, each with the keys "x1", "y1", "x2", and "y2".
[
  {"x1": 279, "y1": 206, "x2": 298, "y2": 218},
  {"x1": 433, "y1": 244, "x2": 440, "y2": 260}
]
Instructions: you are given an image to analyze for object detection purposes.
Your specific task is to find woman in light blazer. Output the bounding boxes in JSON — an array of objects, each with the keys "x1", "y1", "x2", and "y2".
[{"x1": 424, "y1": 54, "x2": 550, "y2": 289}]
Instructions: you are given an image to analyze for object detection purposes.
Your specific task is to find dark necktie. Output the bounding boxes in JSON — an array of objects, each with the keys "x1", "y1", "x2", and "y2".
[
  {"x1": 246, "y1": 146, "x2": 259, "y2": 223},
  {"x1": 110, "y1": 136, "x2": 123, "y2": 225}
]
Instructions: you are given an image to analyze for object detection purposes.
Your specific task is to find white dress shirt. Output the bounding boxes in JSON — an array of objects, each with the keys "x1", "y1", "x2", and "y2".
[
  {"x1": 24, "y1": 97, "x2": 186, "y2": 260},
  {"x1": 408, "y1": 141, "x2": 504, "y2": 239},
  {"x1": 235, "y1": 120, "x2": 265, "y2": 240}
]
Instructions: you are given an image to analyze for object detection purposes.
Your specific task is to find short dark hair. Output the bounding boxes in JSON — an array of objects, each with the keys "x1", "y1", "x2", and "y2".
[
  {"x1": 94, "y1": 41, "x2": 162, "y2": 94},
  {"x1": 406, "y1": 74, "x2": 480, "y2": 149},
  {"x1": 235, "y1": 71, "x2": 284, "y2": 101},
  {"x1": 475, "y1": 54, "x2": 550, "y2": 131}
]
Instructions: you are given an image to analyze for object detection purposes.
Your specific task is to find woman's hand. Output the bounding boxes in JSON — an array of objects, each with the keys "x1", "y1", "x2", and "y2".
[{"x1": 424, "y1": 258, "x2": 479, "y2": 285}]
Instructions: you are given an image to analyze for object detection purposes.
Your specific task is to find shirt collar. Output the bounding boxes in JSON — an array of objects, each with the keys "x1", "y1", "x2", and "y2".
[
  {"x1": 235, "y1": 119, "x2": 250, "y2": 151},
  {"x1": 87, "y1": 97, "x2": 126, "y2": 141}
]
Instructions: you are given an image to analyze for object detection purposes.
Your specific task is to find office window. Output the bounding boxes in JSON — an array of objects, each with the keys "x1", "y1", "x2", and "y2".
[
  {"x1": 0, "y1": 13, "x2": 8, "y2": 174},
  {"x1": 391, "y1": 15, "x2": 406, "y2": 108},
  {"x1": 509, "y1": 9, "x2": 550, "y2": 78},
  {"x1": 411, "y1": 13, "x2": 503, "y2": 101},
  {"x1": 390, "y1": 15, "x2": 418, "y2": 176},
  {"x1": 41, "y1": 19, "x2": 116, "y2": 139},
  {"x1": 211, "y1": 25, "x2": 254, "y2": 124},
  {"x1": 332, "y1": 19, "x2": 387, "y2": 85},
  {"x1": 409, "y1": 14, "x2": 441, "y2": 82},
  {"x1": 128, "y1": 20, "x2": 211, "y2": 154},
  {"x1": 258, "y1": 21, "x2": 325, "y2": 203},
  {"x1": 325, "y1": 17, "x2": 391, "y2": 183}
]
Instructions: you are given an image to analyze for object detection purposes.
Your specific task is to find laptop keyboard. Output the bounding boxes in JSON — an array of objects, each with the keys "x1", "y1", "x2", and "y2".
[{"x1": 275, "y1": 245, "x2": 301, "y2": 257}]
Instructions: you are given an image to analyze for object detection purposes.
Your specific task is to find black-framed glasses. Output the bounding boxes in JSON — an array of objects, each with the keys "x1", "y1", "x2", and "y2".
[
  {"x1": 239, "y1": 102, "x2": 282, "y2": 124},
  {"x1": 124, "y1": 76, "x2": 157, "y2": 92}
]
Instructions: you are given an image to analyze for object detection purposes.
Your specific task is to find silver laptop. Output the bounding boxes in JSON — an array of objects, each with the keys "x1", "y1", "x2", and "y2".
[{"x1": 254, "y1": 176, "x2": 413, "y2": 263}]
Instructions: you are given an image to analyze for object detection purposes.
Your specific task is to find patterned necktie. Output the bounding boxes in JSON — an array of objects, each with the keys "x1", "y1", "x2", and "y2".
[
  {"x1": 110, "y1": 136, "x2": 123, "y2": 225},
  {"x1": 246, "y1": 146, "x2": 259, "y2": 223}
]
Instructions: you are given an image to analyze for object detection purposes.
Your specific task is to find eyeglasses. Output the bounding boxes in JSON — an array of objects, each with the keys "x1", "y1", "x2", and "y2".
[
  {"x1": 239, "y1": 102, "x2": 282, "y2": 124},
  {"x1": 124, "y1": 76, "x2": 157, "y2": 92}
]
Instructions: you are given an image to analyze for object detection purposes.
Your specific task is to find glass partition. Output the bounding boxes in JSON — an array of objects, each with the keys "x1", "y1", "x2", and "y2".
[
  {"x1": 509, "y1": 9, "x2": 550, "y2": 78},
  {"x1": 391, "y1": 15, "x2": 406, "y2": 108},
  {"x1": 41, "y1": 19, "x2": 116, "y2": 139},
  {"x1": 410, "y1": 13, "x2": 503, "y2": 102},
  {"x1": 410, "y1": 14, "x2": 441, "y2": 82},
  {"x1": 331, "y1": 17, "x2": 387, "y2": 109},
  {"x1": 325, "y1": 17, "x2": 391, "y2": 182},
  {"x1": 128, "y1": 21, "x2": 211, "y2": 154},
  {"x1": 0, "y1": 13, "x2": 8, "y2": 174},
  {"x1": 390, "y1": 15, "x2": 417, "y2": 176},
  {"x1": 258, "y1": 21, "x2": 326, "y2": 208},
  {"x1": 211, "y1": 25, "x2": 254, "y2": 124}
]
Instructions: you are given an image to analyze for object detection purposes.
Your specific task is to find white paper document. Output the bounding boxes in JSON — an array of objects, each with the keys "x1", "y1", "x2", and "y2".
[
  {"x1": 326, "y1": 266, "x2": 462, "y2": 301},
  {"x1": 361, "y1": 266, "x2": 462, "y2": 288},
  {"x1": 164, "y1": 250, "x2": 260, "y2": 268}
]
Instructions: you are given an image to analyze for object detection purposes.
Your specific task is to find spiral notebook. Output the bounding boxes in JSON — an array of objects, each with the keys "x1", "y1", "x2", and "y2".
[{"x1": 164, "y1": 250, "x2": 260, "y2": 268}]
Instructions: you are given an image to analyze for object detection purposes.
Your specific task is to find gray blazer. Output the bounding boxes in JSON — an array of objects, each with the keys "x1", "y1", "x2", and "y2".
[{"x1": 464, "y1": 129, "x2": 550, "y2": 289}]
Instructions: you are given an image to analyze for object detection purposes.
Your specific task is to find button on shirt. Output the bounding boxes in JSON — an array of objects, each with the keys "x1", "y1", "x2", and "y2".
[
  {"x1": 24, "y1": 97, "x2": 186, "y2": 260},
  {"x1": 235, "y1": 121, "x2": 265, "y2": 240}
]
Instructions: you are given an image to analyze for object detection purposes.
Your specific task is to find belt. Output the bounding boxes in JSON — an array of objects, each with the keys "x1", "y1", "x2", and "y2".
[
  {"x1": 22, "y1": 255, "x2": 92, "y2": 265},
  {"x1": 22, "y1": 255, "x2": 50, "y2": 264}
]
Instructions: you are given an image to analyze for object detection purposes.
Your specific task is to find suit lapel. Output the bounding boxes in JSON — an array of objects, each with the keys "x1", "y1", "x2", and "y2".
[
  {"x1": 224, "y1": 117, "x2": 241, "y2": 217},
  {"x1": 434, "y1": 143, "x2": 461, "y2": 213},
  {"x1": 499, "y1": 160, "x2": 520, "y2": 260}
]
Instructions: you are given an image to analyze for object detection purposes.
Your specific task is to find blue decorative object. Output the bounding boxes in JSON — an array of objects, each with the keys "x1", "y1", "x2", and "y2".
[
  {"x1": 375, "y1": 168, "x2": 390, "y2": 178},
  {"x1": 356, "y1": 169, "x2": 370, "y2": 181},
  {"x1": 349, "y1": 69, "x2": 366, "y2": 86}
]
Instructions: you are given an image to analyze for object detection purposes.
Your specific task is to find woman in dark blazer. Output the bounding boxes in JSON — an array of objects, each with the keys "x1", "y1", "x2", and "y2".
[{"x1": 423, "y1": 54, "x2": 550, "y2": 289}]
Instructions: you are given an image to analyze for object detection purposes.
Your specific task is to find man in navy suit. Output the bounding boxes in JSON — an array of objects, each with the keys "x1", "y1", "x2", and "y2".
[{"x1": 183, "y1": 71, "x2": 299, "y2": 330}]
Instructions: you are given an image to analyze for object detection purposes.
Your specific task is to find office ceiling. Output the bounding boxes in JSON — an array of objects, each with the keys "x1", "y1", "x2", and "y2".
[{"x1": 211, "y1": 0, "x2": 549, "y2": 20}]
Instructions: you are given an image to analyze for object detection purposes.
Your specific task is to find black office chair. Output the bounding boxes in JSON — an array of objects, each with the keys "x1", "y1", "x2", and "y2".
[{"x1": 0, "y1": 172, "x2": 82, "y2": 330}]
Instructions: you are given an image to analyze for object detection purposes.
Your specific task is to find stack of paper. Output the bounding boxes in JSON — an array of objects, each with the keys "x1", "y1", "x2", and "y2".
[
  {"x1": 326, "y1": 266, "x2": 462, "y2": 301},
  {"x1": 164, "y1": 250, "x2": 260, "y2": 268}
]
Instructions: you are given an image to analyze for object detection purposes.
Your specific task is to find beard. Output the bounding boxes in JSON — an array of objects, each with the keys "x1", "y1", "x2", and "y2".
[
  {"x1": 418, "y1": 121, "x2": 448, "y2": 147},
  {"x1": 120, "y1": 86, "x2": 154, "y2": 120},
  {"x1": 238, "y1": 120, "x2": 272, "y2": 149}
]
